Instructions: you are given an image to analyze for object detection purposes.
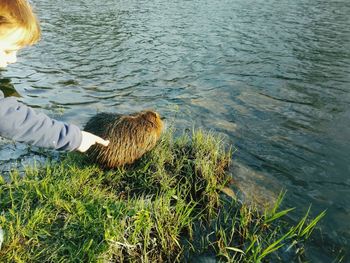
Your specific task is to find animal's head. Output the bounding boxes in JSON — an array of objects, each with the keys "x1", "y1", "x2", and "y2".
[{"x1": 125, "y1": 110, "x2": 164, "y2": 138}]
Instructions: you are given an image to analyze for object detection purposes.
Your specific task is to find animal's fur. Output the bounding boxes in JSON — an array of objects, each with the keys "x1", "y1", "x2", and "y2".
[{"x1": 84, "y1": 110, "x2": 164, "y2": 168}]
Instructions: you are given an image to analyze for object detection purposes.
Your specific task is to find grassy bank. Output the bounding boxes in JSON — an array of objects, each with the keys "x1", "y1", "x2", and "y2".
[{"x1": 0, "y1": 129, "x2": 325, "y2": 262}]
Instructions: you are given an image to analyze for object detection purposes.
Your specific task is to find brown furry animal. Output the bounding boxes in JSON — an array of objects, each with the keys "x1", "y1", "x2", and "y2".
[{"x1": 84, "y1": 110, "x2": 164, "y2": 168}]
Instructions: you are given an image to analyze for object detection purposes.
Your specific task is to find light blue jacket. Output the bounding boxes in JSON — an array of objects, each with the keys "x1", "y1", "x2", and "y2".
[{"x1": 0, "y1": 90, "x2": 82, "y2": 151}]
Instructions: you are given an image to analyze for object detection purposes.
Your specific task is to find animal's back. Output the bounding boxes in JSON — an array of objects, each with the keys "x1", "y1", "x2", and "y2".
[{"x1": 83, "y1": 111, "x2": 163, "y2": 168}]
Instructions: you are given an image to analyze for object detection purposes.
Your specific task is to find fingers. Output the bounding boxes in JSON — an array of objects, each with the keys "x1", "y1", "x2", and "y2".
[
  {"x1": 91, "y1": 133, "x2": 110, "y2": 147},
  {"x1": 96, "y1": 137, "x2": 110, "y2": 147},
  {"x1": 77, "y1": 131, "x2": 109, "y2": 153}
]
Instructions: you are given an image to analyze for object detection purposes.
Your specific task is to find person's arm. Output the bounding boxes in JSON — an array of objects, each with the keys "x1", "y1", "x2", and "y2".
[{"x1": 0, "y1": 91, "x2": 82, "y2": 151}]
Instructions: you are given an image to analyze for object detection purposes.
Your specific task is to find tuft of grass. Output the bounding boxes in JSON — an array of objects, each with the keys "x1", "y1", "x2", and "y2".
[{"x1": 0, "y1": 129, "x2": 325, "y2": 262}]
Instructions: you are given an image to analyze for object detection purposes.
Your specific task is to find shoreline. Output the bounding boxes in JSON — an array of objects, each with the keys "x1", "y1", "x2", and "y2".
[{"x1": 0, "y1": 129, "x2": 325, "y2": 262}]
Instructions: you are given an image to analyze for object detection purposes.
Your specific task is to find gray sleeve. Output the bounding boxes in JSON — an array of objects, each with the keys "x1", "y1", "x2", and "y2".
[{"x1": 0, "y1": 91, "x2": 82, "y2": 151}]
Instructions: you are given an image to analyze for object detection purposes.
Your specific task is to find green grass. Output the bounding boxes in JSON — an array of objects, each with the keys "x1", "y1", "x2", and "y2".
[{"x1": 0, "y1": 129, "x2": 325, "y2": 262}]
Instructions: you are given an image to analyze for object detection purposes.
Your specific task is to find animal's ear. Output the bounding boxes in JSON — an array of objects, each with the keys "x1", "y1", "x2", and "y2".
[
  {"x1": 143, "y1": 111, "x2": 155, "y2": 119},
  {"x1": 151, "y1": 111, "x2": 158, "y2": 118},
  {"x1": 149, "y1": 111, "x2": 161, "y2": 119}
]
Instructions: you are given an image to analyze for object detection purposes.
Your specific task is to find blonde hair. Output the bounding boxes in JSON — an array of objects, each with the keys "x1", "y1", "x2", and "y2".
[{"x1": 0, "y1": 0, "x2": 41, "y2": 46}]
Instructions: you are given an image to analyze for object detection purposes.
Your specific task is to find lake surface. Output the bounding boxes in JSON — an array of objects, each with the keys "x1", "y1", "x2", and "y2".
[{"x1": 1, "y1": 0, "x2": 349, "y2": 261}]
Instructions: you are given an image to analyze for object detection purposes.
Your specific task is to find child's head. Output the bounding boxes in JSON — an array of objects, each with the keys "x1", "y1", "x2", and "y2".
[{"x1": 0, "y1": 0, "x2": 41, "y2": 68}]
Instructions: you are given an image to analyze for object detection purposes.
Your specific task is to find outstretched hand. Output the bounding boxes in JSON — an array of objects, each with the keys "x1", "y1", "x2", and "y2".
[{"x1": 76, "y1": 131, "x2": 110, "y2": 153}]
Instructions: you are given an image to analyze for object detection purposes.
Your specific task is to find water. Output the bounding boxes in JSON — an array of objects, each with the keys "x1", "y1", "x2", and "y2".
[{"x1": 1, "y1": 0, "x2": 349, "y2": 261}]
